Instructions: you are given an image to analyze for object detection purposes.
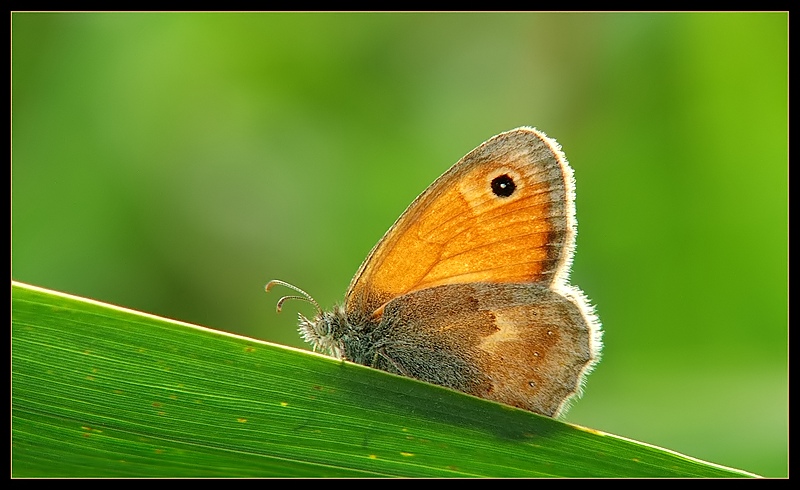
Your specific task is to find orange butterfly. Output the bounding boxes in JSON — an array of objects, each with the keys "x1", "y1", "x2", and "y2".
[{"x1": 268, "y1": 127, "x2": 601, "y2": 417}]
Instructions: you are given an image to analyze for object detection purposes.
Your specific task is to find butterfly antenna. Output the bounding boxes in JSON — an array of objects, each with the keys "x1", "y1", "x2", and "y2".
[{"x1": 265, "y1": 279, "x2": 322, "y2": 317}]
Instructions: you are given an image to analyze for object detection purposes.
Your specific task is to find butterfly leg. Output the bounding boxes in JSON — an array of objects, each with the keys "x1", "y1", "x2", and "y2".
[{"x1": 375, "y1": 348, "x2": 412, "y2": 377}]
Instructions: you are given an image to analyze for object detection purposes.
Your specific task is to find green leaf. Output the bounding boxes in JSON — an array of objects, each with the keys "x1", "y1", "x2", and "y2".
[{"x1": 11, "y1": 281, "x2": 758, "y2": 477}]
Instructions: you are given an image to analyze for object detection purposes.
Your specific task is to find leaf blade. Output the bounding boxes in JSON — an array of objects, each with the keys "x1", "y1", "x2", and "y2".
[{"x1": 11, "y1": 282, "x2": 758, "y2": 478}]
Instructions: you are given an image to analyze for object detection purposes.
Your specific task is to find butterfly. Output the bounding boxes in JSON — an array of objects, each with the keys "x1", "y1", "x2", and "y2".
[{"x1": 267, "y1": 127, "x2": 602, "y2": 417}]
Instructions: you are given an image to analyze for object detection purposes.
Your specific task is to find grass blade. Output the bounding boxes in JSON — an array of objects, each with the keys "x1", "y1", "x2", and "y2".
[{"x1": 11, "y1": 282, "x2": 758, "y2": 477}]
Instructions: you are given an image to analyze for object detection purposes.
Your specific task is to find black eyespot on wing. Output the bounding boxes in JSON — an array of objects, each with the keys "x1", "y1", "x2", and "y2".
[{"x1": 491, "y1": 174, "x2": 516, "y2": 197}]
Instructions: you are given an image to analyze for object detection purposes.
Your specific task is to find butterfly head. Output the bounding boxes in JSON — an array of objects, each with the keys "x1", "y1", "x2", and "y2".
[
  {"x1": 297, "y1": 306, "x2": 348, "y2": 359},
  {"x1": 265, "y1": 279, "x2": 347, "y2": 359}
]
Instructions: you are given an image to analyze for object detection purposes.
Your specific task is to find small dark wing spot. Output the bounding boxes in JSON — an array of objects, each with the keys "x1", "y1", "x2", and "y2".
[{"x1": 491, "y1": 174, "x2": 516, "y2": 197}]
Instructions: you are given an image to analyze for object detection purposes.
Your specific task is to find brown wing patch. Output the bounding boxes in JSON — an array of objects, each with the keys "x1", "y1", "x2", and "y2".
[
  {"x1": 471, "y1": 285, "x2": 595, "y2": 417},
  {"x1": 375, "y1": 282, "x2": 598, "y2": 417}
]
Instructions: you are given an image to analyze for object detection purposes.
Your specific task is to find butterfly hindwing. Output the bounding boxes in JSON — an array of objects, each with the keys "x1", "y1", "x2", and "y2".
[{"x1": 357, "y1": 282, "x2": 594, "y2": 417}]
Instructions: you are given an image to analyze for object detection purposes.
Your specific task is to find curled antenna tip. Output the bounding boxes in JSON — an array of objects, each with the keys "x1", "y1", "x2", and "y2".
[
  {"x1": 264, "y1": 279, "x2": 323, "y2": 316},
  {"x1": 275, "y1": 295, "x2": 307, "y2": 313}
]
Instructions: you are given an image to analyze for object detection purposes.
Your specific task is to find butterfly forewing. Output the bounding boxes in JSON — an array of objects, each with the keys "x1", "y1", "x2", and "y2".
[{"x1": 345, "y1": 128, "x2": 577, "y2": 318}]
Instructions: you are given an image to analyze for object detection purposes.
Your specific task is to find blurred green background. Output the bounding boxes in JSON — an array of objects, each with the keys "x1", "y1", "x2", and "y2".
[{"x1": 12, "y1": 12, "x2": 787, "y2": 477}]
